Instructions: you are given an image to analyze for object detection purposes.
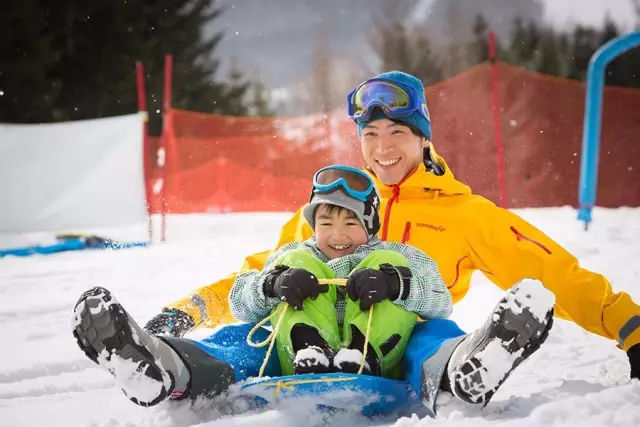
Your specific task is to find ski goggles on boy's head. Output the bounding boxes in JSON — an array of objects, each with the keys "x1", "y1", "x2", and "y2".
[
  {"x1": 312, "y1": 165, "x2": 375, "y2": 202},
  {"x1": 347, "y1": 79, "x2": 428, "y2": 123}
]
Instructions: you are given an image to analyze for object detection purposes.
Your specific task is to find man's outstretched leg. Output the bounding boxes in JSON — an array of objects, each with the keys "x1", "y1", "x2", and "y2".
[
  {"x1": 446, "y1": 279, "x2": 555, "y2": 405},
  {"x1": 408, "y1": 278, "x2": 555, "y2": 413},
  {"x1": 72, "y1": 287, "x2": 235, "y2": 407}
]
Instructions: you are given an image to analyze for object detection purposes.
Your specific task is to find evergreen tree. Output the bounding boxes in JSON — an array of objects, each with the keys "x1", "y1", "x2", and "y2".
[
  {"x1": 223, "y1": 65, "x2": 251, "y2": 116},
  {"x1": 536, "y1": 28, "x2": 562, "y2": 76},
  {"x1": 311, "y1": 34, "x2": 332, "y2": 114},
  {"x1": 556, "y1": 32, "x2": 572, "y2": 77},
  {"x1": 566, "y1": 25, "x2": 600, "y2": 81},
  {"x1": 467, "y1": 14, "x2": 490, "y2": 64},
  {"x1": 508, "y1": 19, "x2": 542, "y2": 69},
  {"x1": 374, "y1": 22, "x2": 410, "y2": 73},
  {"x1": 367, "y1": 8, "x2": 638, "y2": 90},
  {"x1": 501, "y1": 15, "x2": 640, "y2": 88},
  {"x1": 600, "y1": 16, "x2": 622, "y2": 85},
  {"x1": 370, "y1": 17, "x2": 442, "y2": 85},
  {"x1": 0, "y1": 0, "x2": 249, "y2": 134},
  {"x1": 411, "y1": 32, "x2": 444, "y2": 84},
  {"x1": 599, "y1": 16, "x2": 640, "y2": 88},
  {"x1": 464, "y1": 13, "x2": 512, "y2": 68},
  {"x1": 249, "y1": 81, "x2": 273, "y2": 117}
]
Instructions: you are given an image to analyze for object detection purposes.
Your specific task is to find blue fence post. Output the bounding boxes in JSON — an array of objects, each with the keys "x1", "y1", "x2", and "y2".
[{"x1": 578, "y1": 31, "x2": 640, "y2": 230}]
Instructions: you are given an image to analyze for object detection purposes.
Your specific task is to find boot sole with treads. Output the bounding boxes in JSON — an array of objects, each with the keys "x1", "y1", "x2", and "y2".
[
  {"x1": 72, "y1": 286, "x2": 173, "y2": 406},
  {"x1": 449, "y1": 279, "x2": 555, "y2": 405}
]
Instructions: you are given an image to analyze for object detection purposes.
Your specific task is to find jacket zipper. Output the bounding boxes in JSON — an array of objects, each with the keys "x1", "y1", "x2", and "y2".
[
  {"x1": 510, "y1": 226, "x2": 552, "y2": 254},
  {"x1": 401, "y1": 221, "x2": 411, "y2": 244},
  {"x1": 380, "y1": 171, "x2": 415, "y2": 241}
]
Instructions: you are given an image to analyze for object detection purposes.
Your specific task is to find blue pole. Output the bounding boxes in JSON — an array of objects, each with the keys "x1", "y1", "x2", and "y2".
[{"x1": 578, "y1": 31, "x2": 640, "y2": 230}]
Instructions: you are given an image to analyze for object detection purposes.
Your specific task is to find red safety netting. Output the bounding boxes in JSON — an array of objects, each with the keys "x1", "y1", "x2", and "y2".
[
  {"x1": 149, "y1": 111, "x2": 362, "y2": 213},
  {"x1": 423, "y1": 62, "x2": 640, "y2": 208},
  {"x1": 148, "y1": 61, "x2": 640, "y2": 214}
]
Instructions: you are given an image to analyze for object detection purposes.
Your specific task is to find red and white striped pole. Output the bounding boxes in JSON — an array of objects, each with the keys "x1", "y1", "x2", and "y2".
[{"x1": 489, "y1": 31, "x2": 508, "y2": 208}]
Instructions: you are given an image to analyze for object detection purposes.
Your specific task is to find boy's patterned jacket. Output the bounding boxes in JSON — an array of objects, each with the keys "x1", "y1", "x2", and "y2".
[{"x1": 229, "y1": 236, "x2": 453, "y2": 323}]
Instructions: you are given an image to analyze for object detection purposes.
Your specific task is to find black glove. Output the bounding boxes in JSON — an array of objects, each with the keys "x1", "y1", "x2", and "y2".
[
  {"x1": 628, "y1": 343, "x2": 640, "y2": 380},
  {"x1": 143, "y1": 308, "x2": 195, "y2": 337},
  {"x1": 346, "y1": 264, "x2": 411, "y2": 311},
  {"x1": 263, "y1": 266, "x2": 328, "y2": 310}
]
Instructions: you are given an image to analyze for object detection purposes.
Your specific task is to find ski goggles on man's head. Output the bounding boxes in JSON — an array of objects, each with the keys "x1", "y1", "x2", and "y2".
[
  {"x1": 312, "y1": 165, "x2": 375, "y2": 202},
  {"x1": 347, "y1": 79, "x2": 428, "y2": 122}
]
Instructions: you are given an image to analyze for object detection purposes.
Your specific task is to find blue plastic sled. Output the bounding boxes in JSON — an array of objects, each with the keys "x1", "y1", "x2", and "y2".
[
  {"x1": 241, "y1": 372, "x2": 421, "y2": 417},
  {"x1": 0, "y1": 234, "x2": 148, "y2": 258},
  {"x1": 192, "y1": 320, "x2": 466, "y2": 417}
]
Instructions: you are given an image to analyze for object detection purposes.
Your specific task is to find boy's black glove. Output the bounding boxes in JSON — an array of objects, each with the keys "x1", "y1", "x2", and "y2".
[
  {"x1": 144, "y1": 308, "x2": 195, "y2": 337},
  {"x1": 346, "y1": 263, "x2": 412, "y2": 311},
  {"x1": 263, "y1": 265, "x2": 328, "y2": 310},
  {"x1": 628, "y1": 343, "x2": 640, "y2": 380}
]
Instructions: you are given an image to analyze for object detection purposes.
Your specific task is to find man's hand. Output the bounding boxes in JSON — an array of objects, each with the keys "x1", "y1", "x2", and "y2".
[
  {"x1": 263, "y1": 266, "x2": 328, "y2": 310},
  {"x1": 346, "y1": 264, "x2": 409, "y2": 311},
  {"x1": 144, "y1": 308, "x2": 195, "y2": 337},
  {"x1": 628, "y1": 343, "x2": 640, "y2": 380}
]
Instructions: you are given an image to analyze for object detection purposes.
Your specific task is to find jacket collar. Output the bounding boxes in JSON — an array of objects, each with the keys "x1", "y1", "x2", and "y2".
[{"x1": 364, "y1": 144, "x2": 472, "y2": 200}]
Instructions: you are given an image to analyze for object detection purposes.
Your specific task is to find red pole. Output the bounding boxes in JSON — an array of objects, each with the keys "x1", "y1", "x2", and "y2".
[
  {"x1": 160, "y1": 54, "x2": 174, "y2": 243},
  {"x1": 489, "y1": 31, "x2": 508, "y2": 208},
  {"x1": 163, "y1": 54, "x2": 173, "y2": 112},
  {"x1": 135, "y1": 61, "x2": 153, "y2": 243}
]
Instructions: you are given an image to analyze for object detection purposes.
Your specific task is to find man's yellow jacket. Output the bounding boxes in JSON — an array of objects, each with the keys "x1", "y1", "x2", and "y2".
[{"x1": 167, "y1": 147, "x2": 640, "y2": 351}]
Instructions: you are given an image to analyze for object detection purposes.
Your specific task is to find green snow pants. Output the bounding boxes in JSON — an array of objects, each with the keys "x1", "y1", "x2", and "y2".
[{"x1": 271, "y1": 248, "x2": 417, "y2": 378}]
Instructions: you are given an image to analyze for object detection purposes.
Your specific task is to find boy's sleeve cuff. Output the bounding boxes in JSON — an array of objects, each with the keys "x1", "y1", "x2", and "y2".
[{"x1": 393, "y1": 266, "x2": 412, "y2": 300}]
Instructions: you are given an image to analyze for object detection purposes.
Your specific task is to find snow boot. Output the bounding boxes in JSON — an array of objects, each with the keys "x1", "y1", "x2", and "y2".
[
  {"x1": 72, "y1": 287, "x2": 181, "y2": 406},
  {"x1": 333, "y1": 325, "x2": 381, "y2": 376},
  {"x1": 293, "y1": 345, "x2": 334, "y2": 374},
  {"x1": 72, "y1": 286, "x2": 234, "y2": 406},
  {"x1": 447, "y1": 279, "x2": 555, "y2": 405},
  {"x1": 333, "y1": 348, "x2": 373, "y2": 375},
  {"x1": 290, "y1": 324, "x2": 335, "y2": 374}
]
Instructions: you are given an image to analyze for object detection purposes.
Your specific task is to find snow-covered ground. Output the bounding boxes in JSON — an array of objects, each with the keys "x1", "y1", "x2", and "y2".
[{"x1": 1, "y1": 207, "x2": 639, "y2": 427}]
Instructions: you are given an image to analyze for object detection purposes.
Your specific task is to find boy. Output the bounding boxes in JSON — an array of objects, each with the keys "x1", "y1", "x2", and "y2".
[{"x1": 230, "y1": 164, "x2": 453, "y2": 378}]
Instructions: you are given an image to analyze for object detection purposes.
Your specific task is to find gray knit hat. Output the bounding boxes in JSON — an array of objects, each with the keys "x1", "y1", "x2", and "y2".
[{"x1": 303, "y1": 187, "x2": 381, "y2": 240}]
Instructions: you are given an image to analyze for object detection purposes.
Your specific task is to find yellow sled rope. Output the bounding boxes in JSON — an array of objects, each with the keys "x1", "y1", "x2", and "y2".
[{"x1": 247, "y1": 278, "x2": 374, "y2": 377}]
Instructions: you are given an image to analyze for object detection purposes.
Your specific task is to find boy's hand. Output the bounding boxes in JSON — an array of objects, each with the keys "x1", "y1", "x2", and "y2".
[
  {"x1": 144, "y1": 309, "x2": 195, "y2": 337},
  {"x1": 263, "y1": 266, "x2": 328, "y2": 310},
  {"x1": 347, "y1": 264, "x2": 410, "y2": 311}
]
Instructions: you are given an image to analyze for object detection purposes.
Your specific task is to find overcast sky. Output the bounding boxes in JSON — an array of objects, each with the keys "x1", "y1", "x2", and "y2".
[
  {"x1": 542, "y1": 0, "x2": 637, "y2": 29},
  {"x1": 212, "y1": 0, "x2": 638, "y2": 91}
]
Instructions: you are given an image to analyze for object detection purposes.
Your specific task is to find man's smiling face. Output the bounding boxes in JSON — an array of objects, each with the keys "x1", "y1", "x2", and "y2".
[{"x1": 360, "y1": 118, "x2": 426, "y2": 185}]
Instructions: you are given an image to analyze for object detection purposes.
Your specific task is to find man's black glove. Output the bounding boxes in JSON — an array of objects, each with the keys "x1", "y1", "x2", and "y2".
[
  {"x1": 346, "y1": 263, "x2": 412, "y2": 311},
  {"x1": 263, "y1": 265, "x2": 328, "y2": 310},
  {"x1": 628, "y1": 343, "x2": 640, "y2": 380},
  {"x1": 144, "y1": 308, "x2": 195, "y2": 337}
]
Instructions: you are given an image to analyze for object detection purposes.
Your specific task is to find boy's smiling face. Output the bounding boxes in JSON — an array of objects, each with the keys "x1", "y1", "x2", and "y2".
[{"x1": 314, "y1": 204, "x2": 368, "y2": 259}]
